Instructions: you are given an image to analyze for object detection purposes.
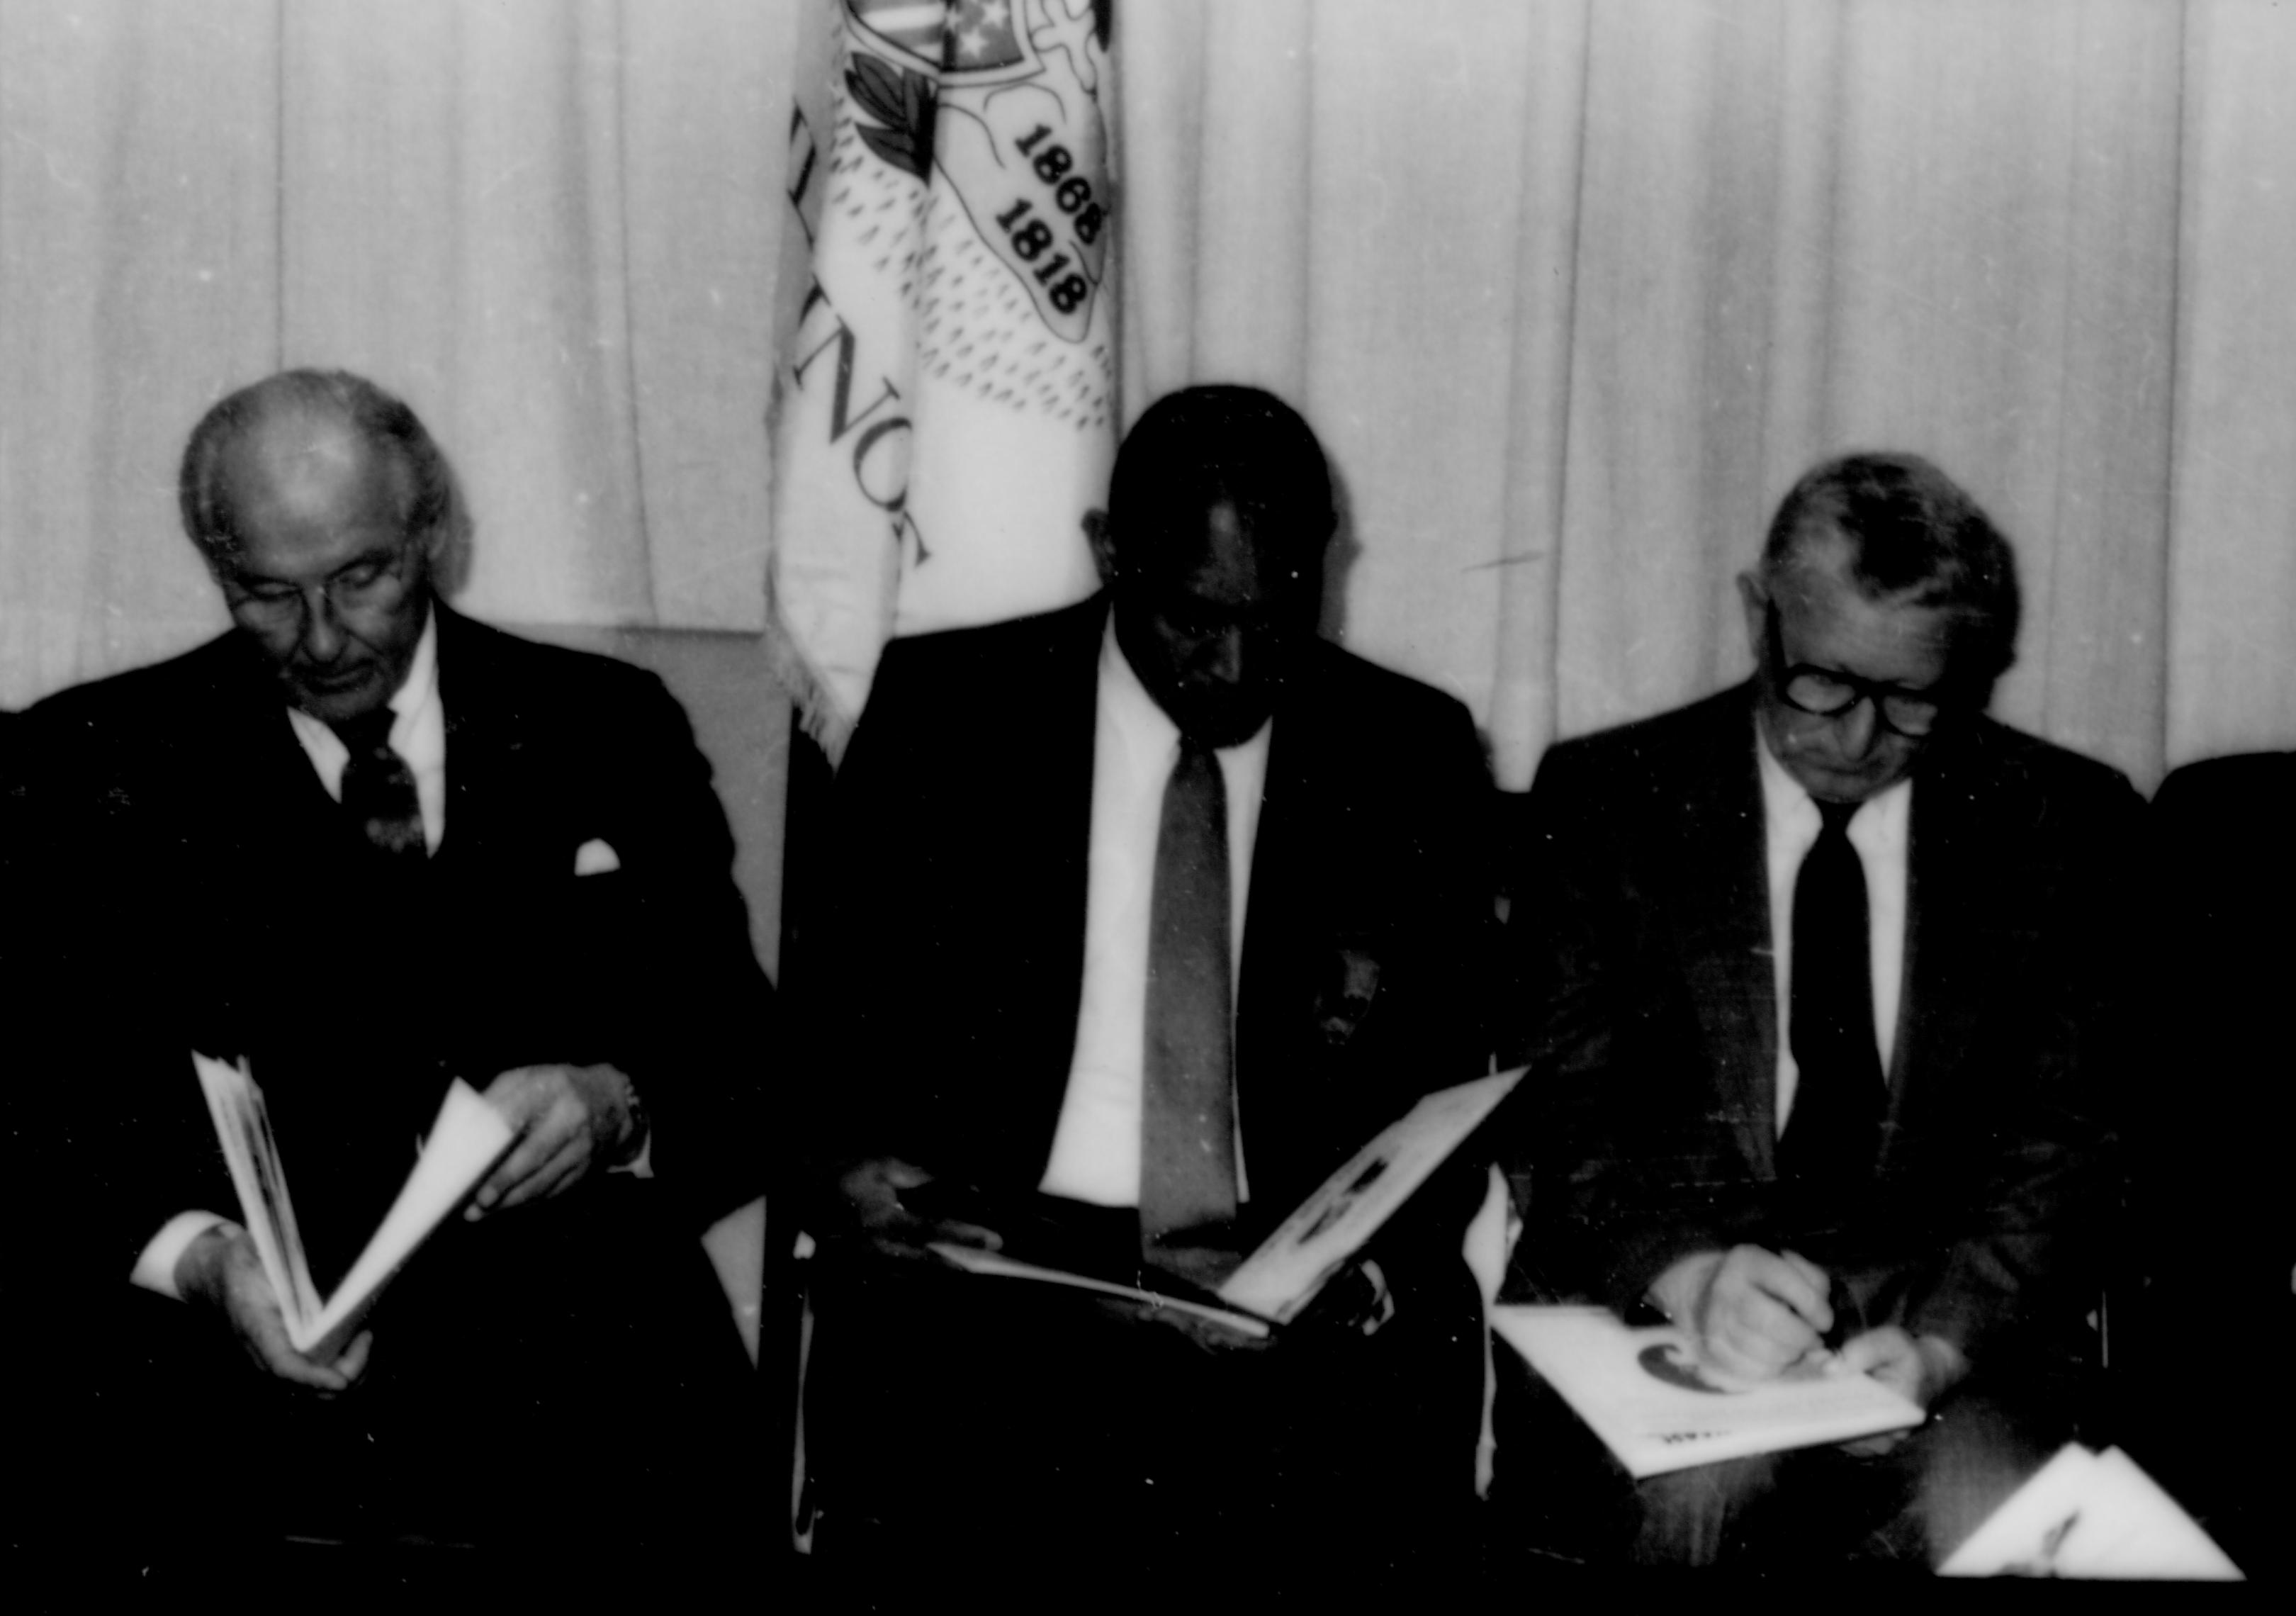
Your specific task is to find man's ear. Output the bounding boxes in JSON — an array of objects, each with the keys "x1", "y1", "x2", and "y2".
[
  {"x1": 1735, "y1": 569, "x2": 1768, "y2": 667},
  {"x1": 415, "y1": 511, "x2": 471, "y2": 597},
  {"x1": 1083, "y1": 508, "x2": 1118, "y2": 590}
]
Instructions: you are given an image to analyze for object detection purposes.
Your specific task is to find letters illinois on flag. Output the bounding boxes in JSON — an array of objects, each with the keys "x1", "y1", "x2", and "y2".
[{"x1": 772, "y1": 0, "x2": 1115, "y2": 757}]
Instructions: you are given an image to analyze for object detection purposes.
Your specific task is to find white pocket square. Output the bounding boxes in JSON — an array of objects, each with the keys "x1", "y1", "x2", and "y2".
[{"x1": 574, "y1": 838, "x2": 621, "y2": 876}]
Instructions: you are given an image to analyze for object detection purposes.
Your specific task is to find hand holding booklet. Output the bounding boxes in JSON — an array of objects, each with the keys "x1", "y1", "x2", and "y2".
[
  {"x1": 1491, "y1": 1304, "x2": 1925, "y2": 1477},
  {"x1": 930, "y1": 1067, "x2": 1524, "y2": 1336},
  {"x1": 191, "y1": 1051, "x2": 517, "y2": 1365}
]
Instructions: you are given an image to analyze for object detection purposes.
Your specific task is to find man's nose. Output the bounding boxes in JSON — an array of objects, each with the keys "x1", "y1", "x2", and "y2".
[
  {"x1": 1835, "y1": 697, "x2": 1880, "y2": 758},
  {"x1": 298, "y1": 588, "x2": 345, "y2": 662}
]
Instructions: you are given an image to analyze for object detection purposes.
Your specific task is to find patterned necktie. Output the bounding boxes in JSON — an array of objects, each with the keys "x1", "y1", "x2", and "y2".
[
  {"x1": 1139, "y1": 738, "x2": 1240, "y2": 1257},
  {"x1": 331, "y1": 707, "x2": 427, "y2": 862},
  {"x1": 1777, "y1": 797, "x2": 1884, "y2": 1203}
]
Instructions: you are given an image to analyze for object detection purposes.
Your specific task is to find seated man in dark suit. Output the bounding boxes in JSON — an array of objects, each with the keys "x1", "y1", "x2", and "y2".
[
  {"x1": 2115, "y1": 751, "x2": 2294, "y2": 1576},
  {"x1": 17, "y1": 370, "x2": 770, "y2": 1581},
  {"x1": 801, "y1": 386, "x2": 1497, "y2": 1581},
  {"x1": 1496, "y1": 452, "x2": 2144, "y2": 1566}
]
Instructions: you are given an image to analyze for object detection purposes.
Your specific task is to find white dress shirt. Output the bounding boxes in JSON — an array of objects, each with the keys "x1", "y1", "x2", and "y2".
[
  {"x1": 1755, "y1": 726, "x2": 1910, "y2": 1135},
  {"x1": 1038, "y1": 622, "x2": 1269, "y2": 1207}
]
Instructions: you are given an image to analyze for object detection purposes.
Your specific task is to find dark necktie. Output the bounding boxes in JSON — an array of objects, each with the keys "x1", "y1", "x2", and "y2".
[
  {"x1": 331, "y1": 707, "x2": 427, "y2": 863},
  {"x1": 1139, "y1": 739, "x2": 1240, "y2": 1256},
  {"x1": 1777, "y1": 797, "x2": 1884, "y2": 1203}
]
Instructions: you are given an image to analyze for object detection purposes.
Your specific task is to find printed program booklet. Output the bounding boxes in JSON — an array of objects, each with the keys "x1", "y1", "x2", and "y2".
[
  {"x1": 191, "y1": 1051, "x2": 517, "y2": 1364},
  {"x1": 932, "y1": 1067, "x2": 1526, "y2": 1337},
  {"x1": 1940, "y1": 1442, "x2": 2243, "y2": 1579},
  {"x1": 1490, "y1": 1303, "x2": 1925, "y2": 1477}
]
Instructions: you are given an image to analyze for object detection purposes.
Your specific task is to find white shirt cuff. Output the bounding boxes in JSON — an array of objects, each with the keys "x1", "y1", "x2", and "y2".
[{"x1": 130, "y1": 1212, "x2": 235, "y2": 1299}]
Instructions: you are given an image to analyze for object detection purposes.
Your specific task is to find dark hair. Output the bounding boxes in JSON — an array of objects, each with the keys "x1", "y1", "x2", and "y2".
[
  {"x1": 178, "y1": 369, "x2": 469, "y2": 586},
  {"x1": 1105, "y1": 384, "x2": 1335, "y2": 575},
  {"x1": 1761, "y1": 451, "x2": 2021, "y2": 683}
]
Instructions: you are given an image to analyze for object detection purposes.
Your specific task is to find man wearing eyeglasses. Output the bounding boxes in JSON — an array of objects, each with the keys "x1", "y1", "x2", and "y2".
[
  {"x1": 1496, "y1": 452, "x2": 2144, "y2": 1566},
  {"x1": 18, "y1": 370, "x2": 767, "y2": 1578}
]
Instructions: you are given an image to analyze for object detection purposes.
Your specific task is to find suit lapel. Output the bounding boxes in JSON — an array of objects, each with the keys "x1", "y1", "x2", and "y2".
[
  {"x1": 1230, "y1": 649, "x2": 1375, "y2": 1208},
  {"x1": 1235, "y1": 680, "x2": 1305, "y2": 1157},
  {"x1": 1664, "y1": 690, "x2": 1781, "y2": 1177},
  {"x1": 1025, "y1": 601, "x2": 1110, "y2": 1152},
  {"x1": 429, "y1": 605, "x2": 524, "y2": 869},
  {"x1": 198, "y1": 636, "x2": 353, "y2": 856},
  {"x1": 1893, "y1": 723, "x2": 2021, "y2": 1142}
]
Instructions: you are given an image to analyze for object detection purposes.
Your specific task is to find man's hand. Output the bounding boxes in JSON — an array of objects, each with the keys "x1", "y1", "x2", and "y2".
[
  {"x1": 1838, "y1": 1325, "x2": 1965, "y2": 1408},
  {"x1": 833, "y1": 1157, "x2": 1003, "y2": 1260},
  {"x1": 1834, "y1": 1325, "x2": 1966, "y2": 1454},
  {"x1": 468, "y1": 1063, "x2": 638, "y2": 1219},
  {"x1": 1665, "y1": 1244, "x2": 1835, "y2": 1383},
  {"x1": 174, "y1": 1225, "x2": 372, "y2": 1393}
]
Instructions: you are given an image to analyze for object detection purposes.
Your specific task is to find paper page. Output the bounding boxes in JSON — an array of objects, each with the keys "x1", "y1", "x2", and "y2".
[
  {"x1": 1491, "y1": 1304, "x2": 1923, "y2": 1478},
  {"x1": 2076, "y1": 1447, "x2": 2245, "y2": 1578},
  {"x1": 1219, "y1": 1067, "x2": 1524, "y2": 1323},
  {"x1": 293, "y1": 1079, "x2": 515, "y2": 1358},
  {"x1": 1940, "y1": 1443, "x2": 2244, "y2": 1579},
  {"x1": 929, "y1": 1242, "x2": 1273, "y2": 1338},
  {"x1": 191, "y1": 1052, "x2": 321, "y2": 1331}
]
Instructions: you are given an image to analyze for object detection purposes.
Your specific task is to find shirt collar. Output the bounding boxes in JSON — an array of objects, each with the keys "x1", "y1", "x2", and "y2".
[{"x1": 1753, "y1": 712, "x2": 1913, "y2": 843}]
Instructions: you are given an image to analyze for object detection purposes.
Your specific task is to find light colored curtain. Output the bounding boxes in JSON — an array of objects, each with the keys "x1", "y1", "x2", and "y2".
[
  {"x1": 9, "y1": 1, "x2": 2294, "y2": 787},
  {"x1": 1119, "y1": 0, "x2": 2296, "y2": 791},
  {"x1": 0, "y1": 0, "x2": 805, "y2": 709}
]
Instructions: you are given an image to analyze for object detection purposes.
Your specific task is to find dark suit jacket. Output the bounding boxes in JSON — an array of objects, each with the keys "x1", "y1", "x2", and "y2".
[
  {"x1": 799, "y1": 597, "x2": 1499, "y2": 1562},
  {"x1": 2115, "y1": 752, "x2": 2292, "y2": 1564},
  {"x1": 808, "y1": 593, "x2": 1496, "y2": 1233},
  {"x1": 1504, "y1": 683, "x2": 2143, "y2": 1366},
  {"x1": 21, "y1": 605, "x2": 772, "y2": 1291},
  {"x1": 2137, "y1": 751, "x2": 2293, "y2": 1306}
]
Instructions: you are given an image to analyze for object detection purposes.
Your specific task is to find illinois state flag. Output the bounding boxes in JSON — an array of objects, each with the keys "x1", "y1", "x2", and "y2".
[{"x1": 772, "y1": 0, "x2": 1115, "y2": 758}]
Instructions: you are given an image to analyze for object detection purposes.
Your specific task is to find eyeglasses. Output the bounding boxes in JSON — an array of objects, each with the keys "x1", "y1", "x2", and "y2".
[
  {"x1": 1765, "y1": 602, "x2": 1947, "y2": 738},
  {"x1": 223, "y1": 547, "x2": 413, "y2": 631}
]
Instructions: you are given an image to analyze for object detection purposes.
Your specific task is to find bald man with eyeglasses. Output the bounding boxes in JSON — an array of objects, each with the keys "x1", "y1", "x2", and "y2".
[
  {"x1": 1491, "y1": 453, "x2": 2145, "y2": 1569},
  {"x1": 16, "y1": 371, "x2": 769, "y2": 1584}
]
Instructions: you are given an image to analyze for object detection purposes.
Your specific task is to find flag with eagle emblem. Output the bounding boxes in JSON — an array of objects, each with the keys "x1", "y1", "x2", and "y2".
[{"x1": 771, "y1": 0, "x2": 1115, "y2": 758}]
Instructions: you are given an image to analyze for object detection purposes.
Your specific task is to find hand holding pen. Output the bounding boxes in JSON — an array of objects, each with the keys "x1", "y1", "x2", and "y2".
[{"x1": 1678, "y1": 1244, "x2": 1838, "y2": 1383}]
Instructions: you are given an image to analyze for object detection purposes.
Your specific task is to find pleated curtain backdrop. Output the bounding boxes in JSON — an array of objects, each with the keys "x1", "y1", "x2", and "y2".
[
  {"x1": 4, "y1": 0, "x2": 2294, "y2": 791},
  {"x1": 1117, "y1": 0, "x2": 2296, "y2": 791},
  {"x1": 0, "y1": 0, "x2": 801, "y2": 708}
]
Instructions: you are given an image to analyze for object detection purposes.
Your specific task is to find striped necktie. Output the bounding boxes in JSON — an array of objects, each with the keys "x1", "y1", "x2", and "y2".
[{"x1": 330, "y1": 707, "x2": 427, "y2": 863}]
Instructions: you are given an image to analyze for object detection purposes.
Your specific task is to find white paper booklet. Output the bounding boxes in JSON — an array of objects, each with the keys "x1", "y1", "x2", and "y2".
[
  {"x1": 191, "y1": 1052, "x2": 516, "y2": 1364},
  {"x1": 1939, "y1": 1442, "x2": 2244, "y2": 1579},
  {"x1": 1490, "y1": 1304, "x2": 1925, "y2": 1478},
  {"x1": 928, "y1": 1244, "x2": 1273, "y2": 1337},
  {"x1": 928, "y1": 1069, "x2": 1523, "y2": 1333},
  {"x1": 1216, "y1": 1067, "x2": 1524, "y2": 1323}
]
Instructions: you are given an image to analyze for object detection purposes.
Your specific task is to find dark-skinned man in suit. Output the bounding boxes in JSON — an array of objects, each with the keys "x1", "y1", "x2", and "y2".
[{"x1": 801, "y1": 385, "x2": 1497, "y2": 1586}]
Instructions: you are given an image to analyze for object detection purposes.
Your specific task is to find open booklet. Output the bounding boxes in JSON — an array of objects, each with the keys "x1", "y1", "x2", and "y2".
[
  {"x1": 1939, "y1": 1442, "x2": 2244, "y2": 1579},
  {"x1": 1491, "y1": 1304, "x2": 1925, "y2": 1477},
  {"x1": 191, "y1": 1052, "x2": 517, "y2": 1366},
  {"x1": 930, "y1": 1066, "x2": 1525, "y2": 1336}
]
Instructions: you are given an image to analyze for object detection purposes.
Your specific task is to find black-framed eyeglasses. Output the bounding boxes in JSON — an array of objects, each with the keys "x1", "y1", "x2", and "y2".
[
  {"x1": 1764, "y1": 601, "x2": 1947, "y2": 738},
  {"x1": 223, "y1": 544, "x2": 415, "y2": 631}
]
